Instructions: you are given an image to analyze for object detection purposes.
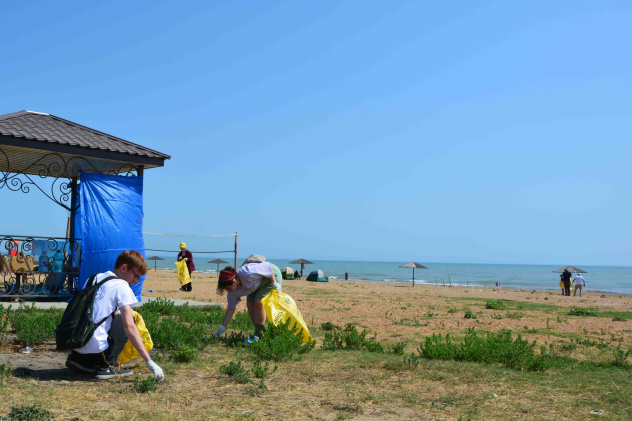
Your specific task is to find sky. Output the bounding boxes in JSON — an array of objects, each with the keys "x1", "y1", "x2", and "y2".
[{"x1": 1, "y1": 1, "x2": 631, "y2": 266}]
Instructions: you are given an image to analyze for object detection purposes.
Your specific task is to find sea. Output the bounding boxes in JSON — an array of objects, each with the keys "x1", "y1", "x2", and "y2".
[{"x1": 148, "y1": 257, "x2": 632, "y2": 295}]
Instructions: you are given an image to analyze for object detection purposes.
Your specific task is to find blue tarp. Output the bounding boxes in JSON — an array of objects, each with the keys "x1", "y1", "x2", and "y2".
[{"x1": 78, "y1": 173, "x2": 145, "y2": 300}]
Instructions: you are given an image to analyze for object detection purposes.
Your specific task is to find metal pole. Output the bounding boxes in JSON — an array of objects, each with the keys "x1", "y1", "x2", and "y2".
[
  {"x1": 234, "y1": 232, "x2": 238, "y2": 269},
  {"x1": 413, "y1": 267, "x2": 415, "y2": 287}
]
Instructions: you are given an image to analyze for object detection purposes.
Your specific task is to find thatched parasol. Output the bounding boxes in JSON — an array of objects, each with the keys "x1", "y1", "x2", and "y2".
[
  {"x1": 399, "y1": 262, "x2": 428, "y2": 287},
  {"x1": 147, "y1": 256, "x2": 164, "y2": 271},
  {"x1": 553, "y1": 266, "x2": 587, "y2": 274},
  {"x1": 290, "y1": 258, "x2": 314, "y2": 277},
  {"x1": 208, "y1": 259, "x2": 229, "y2": 273}
]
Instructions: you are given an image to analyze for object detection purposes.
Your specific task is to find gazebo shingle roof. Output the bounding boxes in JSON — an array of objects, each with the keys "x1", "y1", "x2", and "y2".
[
  {"x1": 0, "y1": 110, "x2": 169, "y2": 160},
  {"x1": 0, "y1": 110, "x2": 170, "y2": 176}
]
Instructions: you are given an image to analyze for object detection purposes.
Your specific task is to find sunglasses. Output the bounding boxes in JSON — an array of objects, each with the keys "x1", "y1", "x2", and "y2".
[{"x1": 130, "y1": 269, "x2": 142, "y2": 281}]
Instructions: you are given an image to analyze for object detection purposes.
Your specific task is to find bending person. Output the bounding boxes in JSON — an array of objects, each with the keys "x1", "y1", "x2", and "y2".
[{"x1": 213, "y1": 261, "x2": 282, "y2": 339}]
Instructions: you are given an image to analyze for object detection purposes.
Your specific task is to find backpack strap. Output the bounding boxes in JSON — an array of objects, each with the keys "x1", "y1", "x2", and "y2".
[{"x1": 91, "y1": 275, "x2": 121, "y2": 327}]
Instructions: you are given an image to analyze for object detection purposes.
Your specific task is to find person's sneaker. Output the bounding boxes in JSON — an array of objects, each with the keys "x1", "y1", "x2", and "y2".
[
  {"x1": 65, "y1": 356, "x2": 97, "y2": 375},
  {"x1": 244, "y1": 335, "x2": 260, "y2": 344},
  {"x1": 94, "y1": 366, "x2": 133, "y2": 380}
]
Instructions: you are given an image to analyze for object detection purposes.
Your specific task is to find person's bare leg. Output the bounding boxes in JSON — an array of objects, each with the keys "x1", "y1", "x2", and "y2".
[
  {"x1": 253, "y1": 299, "x2": 266, "y2": 336},
  {"x1": 246, "y1": 302, "x2": 256, "y2": 325}
]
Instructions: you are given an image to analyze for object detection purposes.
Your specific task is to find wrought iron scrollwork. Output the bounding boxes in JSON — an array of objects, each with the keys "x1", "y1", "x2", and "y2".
[
  {"x1": 0, "y1": 148, "x2": 139, "y2": 209},
  {"x1": 0, "y1": 235, "x2": 80, "y2": 298}
]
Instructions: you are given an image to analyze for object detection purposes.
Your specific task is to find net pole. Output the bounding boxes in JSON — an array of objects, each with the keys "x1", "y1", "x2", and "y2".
[{"x1": 234, "y1": 232, "x2": 238, "y2": 269}]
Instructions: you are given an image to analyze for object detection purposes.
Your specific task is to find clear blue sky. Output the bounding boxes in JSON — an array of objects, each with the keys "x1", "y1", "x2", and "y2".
[{"x1": 1, "y1": 1, "x2": 630, "y2": 266}]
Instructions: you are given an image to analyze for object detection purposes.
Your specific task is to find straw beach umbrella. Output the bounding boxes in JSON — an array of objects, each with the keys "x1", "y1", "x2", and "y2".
[
  {"x1": 553, "y1": 266, "x2": 587, "y2": 273},
  {"x1": 290, "y1": 259, "x2": 314, "y2": 277},
  {"x1": 208, "y1": 259, "x2": 229, "y2": 273},
  {"x1": 399, "y1": 262, "x2": 428, "y2": 287},
  {"x1": 147, "y1": 256, "x2": 164, "y2": 271}
]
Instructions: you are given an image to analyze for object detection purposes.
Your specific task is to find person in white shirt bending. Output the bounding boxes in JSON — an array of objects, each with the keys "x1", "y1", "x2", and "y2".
[{"x1": 213, "y1": 259, "x2": 282, "y2": 339}]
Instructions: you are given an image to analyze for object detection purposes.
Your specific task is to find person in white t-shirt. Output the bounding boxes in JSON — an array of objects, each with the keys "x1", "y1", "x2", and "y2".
[
  {"x1": 65, "y1": 250, "x2": 164, "y2": 382},
  {"x1": 212, "y1": 259, "x2": 282, "y2": 339},
  {"x1": 573, "y1": 274, "x2": 586, "y2": 297}
]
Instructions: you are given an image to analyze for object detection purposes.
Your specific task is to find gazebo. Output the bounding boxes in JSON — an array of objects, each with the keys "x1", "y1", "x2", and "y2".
[{"x1": 0, "y1": 110, "x2": 170, "y2": 298}]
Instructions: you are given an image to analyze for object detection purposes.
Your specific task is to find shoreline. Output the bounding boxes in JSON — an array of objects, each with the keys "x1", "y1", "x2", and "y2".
[{"x1": 143, "y1": 268, "x2": 632, "y2": 297}]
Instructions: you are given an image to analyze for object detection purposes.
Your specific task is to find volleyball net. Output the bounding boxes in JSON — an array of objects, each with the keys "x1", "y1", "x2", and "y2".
[{"x1": 142, "y1": 232, "x2": 237, "y2": 272}]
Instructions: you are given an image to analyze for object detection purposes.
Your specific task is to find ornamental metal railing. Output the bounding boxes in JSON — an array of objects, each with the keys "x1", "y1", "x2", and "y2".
[{"x1": 0, "y1": 235, "x2": 80, "y2": 299}]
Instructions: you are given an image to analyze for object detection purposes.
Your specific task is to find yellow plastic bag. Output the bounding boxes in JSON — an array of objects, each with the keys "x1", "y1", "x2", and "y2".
[
  {"x1": 559, "y1": 280, "x2": 575, "y2": 294},
  {"x1": 261, "y1": 289, "x2": 313, "y2": 343},
  {"x1": 176, "y1": 259, "x2": 191, "y2": 286},
  {"x1": 117, "y1": 311, "x2": 154, "y2": 364}
]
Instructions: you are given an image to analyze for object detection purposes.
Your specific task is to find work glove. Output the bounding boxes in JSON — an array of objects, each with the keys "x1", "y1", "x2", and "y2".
[
  {"x1": 213, "y1": 325, "x2": 226, "y2": 338},
  {"x1": 272, "y1": 281, "x2": 282, "y2": 293},
  {"x1": 146, "y1": 359, "x2": 164, "y2": 383}
]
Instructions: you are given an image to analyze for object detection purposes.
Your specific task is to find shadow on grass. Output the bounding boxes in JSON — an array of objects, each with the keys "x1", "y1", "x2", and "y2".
[{"x1": 12, "y1": 367, "x2": 99, "y2": 382}]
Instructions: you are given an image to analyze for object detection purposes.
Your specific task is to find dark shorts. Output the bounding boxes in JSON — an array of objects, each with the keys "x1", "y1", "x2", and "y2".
[{"x1": 246, "y1": 264, "x2": 282, "y2": 304}]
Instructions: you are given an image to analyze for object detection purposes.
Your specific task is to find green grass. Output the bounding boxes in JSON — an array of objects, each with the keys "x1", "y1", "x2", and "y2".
[
  {"x1": 322, "y1": 325, "x2": 384, "y2": 352},
  {"x1": 416, "y1": 328, "x2": 552, "y2": 371}
]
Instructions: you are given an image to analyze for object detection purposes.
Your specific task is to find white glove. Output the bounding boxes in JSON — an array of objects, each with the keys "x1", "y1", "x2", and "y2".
[
  {"x1": 213, "y1": 325, "x2": 226, "y2": 337},
  {"x1": 272, "y1": 281, "x2": 282, "y2": 293},
  {"x1": 146, "y1": 359, "x2": 164, "y2": 383},
  {"x1": 184, "y1": 258, "x2": 188, "y2": 261}
]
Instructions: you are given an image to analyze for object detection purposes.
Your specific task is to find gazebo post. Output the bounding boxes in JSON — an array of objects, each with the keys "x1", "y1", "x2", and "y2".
[
  {"x1": 234, "y1": 232, "x2": 238, "y2": 269},
  {"x1": 68, "y1": 178, "x2": 79, "y2": 286}
]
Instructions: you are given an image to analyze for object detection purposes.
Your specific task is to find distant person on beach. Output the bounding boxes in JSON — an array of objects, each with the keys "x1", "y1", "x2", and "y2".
[
  {"x1": 177, "y1": 242, "x2": 195, "y2": 291},
  {"x1": 562, "y1": 269, "x2": 572, "y2": 296},
  {"x1": 213, "y1": 260, "x2": 282, "y2": 339},
  {"x1": 345, "y1": 272, "x2": 348, "y2": 280},
  {"x1": 573, "y1": 273, "x2": 585, "y2": 297},
  {"x1": 65, "y1": 251, "x2": 164, "y2": 382}
]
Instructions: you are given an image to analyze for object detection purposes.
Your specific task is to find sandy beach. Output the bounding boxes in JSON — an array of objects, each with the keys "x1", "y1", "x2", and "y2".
[{"x1": 144, "y1": 269, "x2": 632, "y2": 352}]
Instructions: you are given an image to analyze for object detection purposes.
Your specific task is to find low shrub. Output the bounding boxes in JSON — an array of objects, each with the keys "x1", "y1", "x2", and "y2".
[
  {"x1": 391, "y1": 342, "x2": 406, "y2": 355},
  {"x1": 247, "y1": 320, "x2": 315, "y2": 361},
  {"x1": 251, "y1": 358, "x2": 277, "y2": 380},
  {"x1": 320, "y1": 321, "x2": 338, "y2": 331},
  {"x1": 133, "y1": 376, "x2": 158, "y2": 393},
  {"x1": 322, "y1": 325, "x2": 383, "y2": 352},
  {"x1": 0, "y1": 305, "x2": 12, "y2": 343},
  {"x1": 220, "y1": 361, "x2": 252, "y2": 384},
  {"x1": 170, "y1": 345, "x2": 198, "y2": 363},
  {"x1": 568, "y1": 307, "x2": 597, "y2": 317},
  {"x1": 485, "y1": 300, "x2": 506, "y2": 310},
  {"x1": 11, "y1": 310, "x2": 61, "y2": 347},
  {"x1": 463, "y1": 309, "x2": 477, "y2": 319},
  {"x1": 3, "y1": 404, "x2": 53, "y2": 421},
  {"x1": 0, "y1": 363, "x2": 11, "y2": 385},
  {"x1": 417, "y1": 328, "x2": 549, "y2": 371},
  {"x1": 148, "y1": 317, "x2": 209, "y2": 351},
  {"x1": 506, "y1": 312, "x2": 524, "y2": 320},
  {"x1": 610, "y1": 347, "x2": 630, "y2": 368},
  {"x1": 138, "y1": 297, "x2": 177, "y2": 316}
]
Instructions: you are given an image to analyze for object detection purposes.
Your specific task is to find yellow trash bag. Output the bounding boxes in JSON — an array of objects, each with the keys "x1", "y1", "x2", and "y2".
[
  {"x1": 559, "y1": 280, "x2": 575, "y2": 294},
  {"x1": 176, "y1": 259, "x2": 191, "y2": 287},
  {"x1": 117, "y1": 311, "x2": 153, "y2": 364},
  {"x1": 261, "y1": 289, "x2": 313, "y2": 343}
]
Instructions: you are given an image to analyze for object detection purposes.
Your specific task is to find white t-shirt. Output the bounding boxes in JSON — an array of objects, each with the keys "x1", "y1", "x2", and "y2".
[
  {"x1": 226, "y1": 262, "x2": 273, "y2": 310},
  {"x1": 73, "y1": 271, "x2": 138, "y2": 354},
  {"x1": 574, "y1": 275, "x2": 585, "y2": 286}
]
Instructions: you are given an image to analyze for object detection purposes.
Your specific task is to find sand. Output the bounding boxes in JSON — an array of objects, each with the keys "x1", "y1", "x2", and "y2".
[{"x1": 143, "y1": 269, "x2": 632, "y2": 350}]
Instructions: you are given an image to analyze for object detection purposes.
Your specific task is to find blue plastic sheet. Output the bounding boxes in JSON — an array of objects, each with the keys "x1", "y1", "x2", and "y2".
[{"x1": 78, "y1": 173, "x2": 145, "y2": 300}]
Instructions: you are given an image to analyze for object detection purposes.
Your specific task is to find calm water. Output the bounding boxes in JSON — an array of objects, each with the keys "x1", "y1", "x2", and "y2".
[{"x1": 148, "y1": 256, "x2": 632, "y2": 295}]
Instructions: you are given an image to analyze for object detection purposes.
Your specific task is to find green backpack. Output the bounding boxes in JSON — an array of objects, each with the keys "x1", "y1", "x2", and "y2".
[{"x1": 55, "y1": 274, "x2": 118, "y2": 351}]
